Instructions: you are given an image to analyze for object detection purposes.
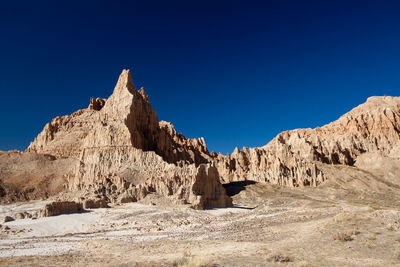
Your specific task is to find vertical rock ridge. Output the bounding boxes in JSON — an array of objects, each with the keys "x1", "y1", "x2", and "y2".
[
  {"x1": 214, "y1": 96, "x2": 400, "y2": 186},
  {"x1": 26, "y1": 69, "x2": 230, "y2": 208}
]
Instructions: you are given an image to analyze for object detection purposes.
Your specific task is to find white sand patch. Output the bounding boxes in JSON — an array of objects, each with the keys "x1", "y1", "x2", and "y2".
[{"x1": 5, "y1": 211, "x2": 104, "y2": 237}]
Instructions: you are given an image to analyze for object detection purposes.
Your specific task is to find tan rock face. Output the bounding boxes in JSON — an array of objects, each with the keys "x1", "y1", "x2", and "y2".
[
  {"x1": 215, "y1": 96, "x2": 400, "y2": 186},
  {"x1": 27, "y1": 69, "x2": 211, "y2": 165},
  {"x1": 82, "y1": 199, "x2": 108, "y2": 209},
  {"x1": 3, "y1": 68, "x2": 399, "y2": 207},
  {"x1": 26, "y1": 69, "x2": 231, "y2": 209},
  {"x1": 158, "y1": 120, "x2": 211, "y2": 166},
  {"x1": 39, "y1": 201, "x2": 83, "y2": 217},
  {"x1": 190, "y1": 164, "x2": 233, "y2": 209},
  {"x1": 72, "y1": 145, "x2": 231, "y2": 209},
  {"x1": 27, "y1": 70, "x2": 158, "y2": 158}
]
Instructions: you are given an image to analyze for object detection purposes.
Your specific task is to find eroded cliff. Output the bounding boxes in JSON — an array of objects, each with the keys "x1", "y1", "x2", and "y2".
[
  {"x1": 24, "y1": 69, "x2": 231, "y2": 208},
  {"x1": 215, "y1": 96, "x2": 400, "y2": 186}
]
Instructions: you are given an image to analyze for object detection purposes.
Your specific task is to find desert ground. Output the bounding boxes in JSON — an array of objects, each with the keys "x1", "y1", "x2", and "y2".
[{"x1": 1, "y1": 180, "x2": 399, "y2": 267}]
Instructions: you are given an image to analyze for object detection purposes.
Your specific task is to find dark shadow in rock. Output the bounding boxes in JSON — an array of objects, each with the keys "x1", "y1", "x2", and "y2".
[
  {"x1": 47, "y1": 209, "x2": 93, "y2": 217},
  {"x1": 223, "y1": 180, "x2": 257, "y2": 197},
  {"x1": 205, "y1": 204, "x2": 256, "y2": 210},
  {"x1": 231, "y1": 205, "x2": 257, "y2": 210}
]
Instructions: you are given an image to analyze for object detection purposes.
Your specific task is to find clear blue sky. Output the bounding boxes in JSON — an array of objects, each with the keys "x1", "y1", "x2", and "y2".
[{"x1": 1, "y1": 1, "x2": 400, "y2": 154}]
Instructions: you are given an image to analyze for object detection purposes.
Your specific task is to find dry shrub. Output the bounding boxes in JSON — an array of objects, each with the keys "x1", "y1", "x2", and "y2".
[
  {"x1": 333, "y1": 232, "x2": 353, "y2": 242},
  {"x1": 268, "y1": 252, "x2": 292, "y2": 263}
]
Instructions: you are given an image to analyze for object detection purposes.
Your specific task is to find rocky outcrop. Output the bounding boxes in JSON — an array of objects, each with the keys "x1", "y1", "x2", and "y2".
[
  {"x1": 73, "y1": 148, "x2": 232, "y2": 209},
  {"x1": 190, "y1": 164, "x2": 233, "y2": 209},
  {"x1": 158, "y1": 121, "x2": 211, "y2": 166},
  {"x1": 39, "y1": 201, "x2": 83, "y2": 217},
  {"x1": 25, "y1": 69, "x2": 231, "y2": 209},
  {"x1": 26, "y1": 70, "x2": 159, "y2": 159},
  {"x1": 3, "y1": 67, "x2": 399, "y2": 208},
  {"x1": 82, "y1": 199, "x2": 108, "y2": 209},
  {"x1": 27, "y1": 69, "x2": 211, "y2": 166},
  {"x1": 215, "y1": 96, "x2": 400, "y2": 186},
  {"x1": 88, "y1": 98, "x2": 106, "y2": 111}
]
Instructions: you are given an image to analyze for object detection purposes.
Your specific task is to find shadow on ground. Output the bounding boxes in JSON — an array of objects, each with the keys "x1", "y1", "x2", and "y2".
[{"x1": 223, "y1": 180, "x2": 257, "y2": 197}]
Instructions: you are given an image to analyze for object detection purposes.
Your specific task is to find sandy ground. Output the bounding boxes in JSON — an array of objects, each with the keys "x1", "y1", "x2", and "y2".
[{"x1": 0, "y1": 183, "x2": 400, "y2": 266}]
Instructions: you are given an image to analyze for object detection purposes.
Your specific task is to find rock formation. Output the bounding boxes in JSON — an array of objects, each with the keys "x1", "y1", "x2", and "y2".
[
  {"x1": 27, "y1": 70, "x2": 211, "y2": 166},
  {"x1": 25, "y1": 69, "x2": 231, "y2": 209},
  {"x1": 39, "y1": 201, "x2": 83, "y2": 217},
  {"x1": 214, "y1": 96, "x2": 400, "y2": 186},
  {"x1": 82, "y1": 199, "x2": 108, "y2": 209},
  {"x1": 1, "y1": 68, "x2": 399, "y2": 207}
]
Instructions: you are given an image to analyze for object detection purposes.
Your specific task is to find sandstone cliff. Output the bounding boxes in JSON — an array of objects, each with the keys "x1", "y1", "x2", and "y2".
[
  {"x1": 27, "y1": 70, "x2": 211, "y2": 166},
  {"x1": 215, "y1": 96, "x2": 400, "y2": 186},
  {"x1": 2, "y1": 68, "x2": 399, "y2": 207},
  {"x1": 24, "y1": 69, "x2": 231, "y2": 208}
]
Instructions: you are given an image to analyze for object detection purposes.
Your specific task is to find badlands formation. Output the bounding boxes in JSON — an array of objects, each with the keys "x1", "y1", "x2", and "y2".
[
  {"x1": 216, "y1": 95, "x2": 400, "y2": 186},
  {"x1": 0, "y1": 69, "x2": 400, "y2": 266},
  {"x1": 2, "y1": 69, "x2": 231, "y2": 209}
]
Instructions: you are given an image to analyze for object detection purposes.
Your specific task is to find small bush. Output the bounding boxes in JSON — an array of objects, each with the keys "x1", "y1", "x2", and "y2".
[{"x1": 268, "y1": 252, "x2": 292, "y2": 262}]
